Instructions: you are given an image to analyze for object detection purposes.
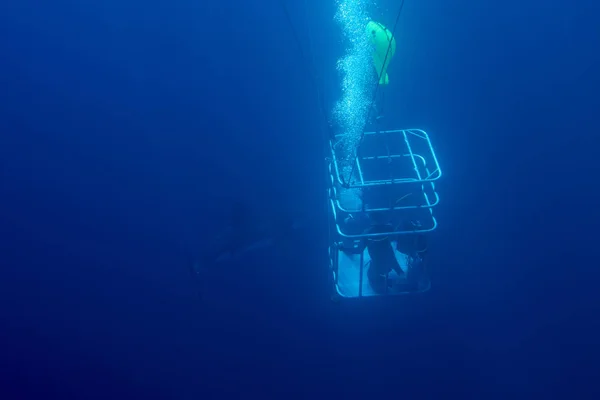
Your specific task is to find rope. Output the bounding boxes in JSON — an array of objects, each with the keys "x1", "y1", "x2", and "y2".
[
  {"x1": 343, "y1": 0, "x2": 406, "y2": 187},
  {"x1": 277, "y1": 0, "x2": 333, "y2": 141},
  {"x1": 278, "y1": 0, "x2": 317, "y2": 89},
  {"x1": 277, "y1": 0, "x2": 336, "y2": 258}
]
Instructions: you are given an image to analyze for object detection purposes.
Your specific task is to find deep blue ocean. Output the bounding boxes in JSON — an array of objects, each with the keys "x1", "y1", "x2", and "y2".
[{"x1": 1, "y1": 0, "x2": 599, "y2": 398}]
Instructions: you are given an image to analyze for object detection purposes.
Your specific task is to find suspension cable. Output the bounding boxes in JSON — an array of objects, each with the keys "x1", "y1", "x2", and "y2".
[
  {"x1": 278, "y1": 0, "x2": 317, "y2": 89},
  {"x1": 277, "y1": 0, "x2": 332, "y2": 141},
  {"x1": 343, "y1": 0, "x2": 405, "y2": 187}
]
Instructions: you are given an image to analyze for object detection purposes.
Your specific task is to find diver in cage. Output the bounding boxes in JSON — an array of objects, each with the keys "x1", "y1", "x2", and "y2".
[
  {"x1": 340, "y1": 211, "x2": 370, "y2": 254},
  {"x1": 395, "y1": 219, "x2": 428, "y2": 289},
  {"x1": 364, "y1": 211, "x2": 405, "y2": 293}
]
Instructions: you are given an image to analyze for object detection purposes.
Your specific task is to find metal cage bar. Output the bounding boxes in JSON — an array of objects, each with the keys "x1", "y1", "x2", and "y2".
[{"x1": 327, "y1": 128, "x2": 441, "y2": 299}]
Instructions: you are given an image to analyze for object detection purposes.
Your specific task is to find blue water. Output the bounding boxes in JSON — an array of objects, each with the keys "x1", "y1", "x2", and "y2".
[{"x1": 1, "y1": 0, "x2": 599, "y2": 398}]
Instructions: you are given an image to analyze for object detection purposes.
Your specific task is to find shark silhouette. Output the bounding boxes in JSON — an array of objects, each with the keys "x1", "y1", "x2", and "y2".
[{"x1": 188, "y1": 200, "x2": 303, "y2": 298}]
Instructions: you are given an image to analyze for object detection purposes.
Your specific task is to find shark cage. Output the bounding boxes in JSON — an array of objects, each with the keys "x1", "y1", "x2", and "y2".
[
  {"x1": 326, "y1": 127, "x2": 442, "y2": 300},
  {"x1": 276, "y1": 0, "x2": 443, "y2": 300}
]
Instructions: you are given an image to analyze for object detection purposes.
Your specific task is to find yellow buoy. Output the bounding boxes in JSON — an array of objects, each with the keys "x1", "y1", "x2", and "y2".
[{"x1": 366, "y1": 21, "x2": 396, "y2": 85}]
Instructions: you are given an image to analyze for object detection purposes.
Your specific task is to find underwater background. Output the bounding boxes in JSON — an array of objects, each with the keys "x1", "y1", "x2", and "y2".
[{"x1": 1, "y1": 0, "x2": 599, "y2": 398}]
